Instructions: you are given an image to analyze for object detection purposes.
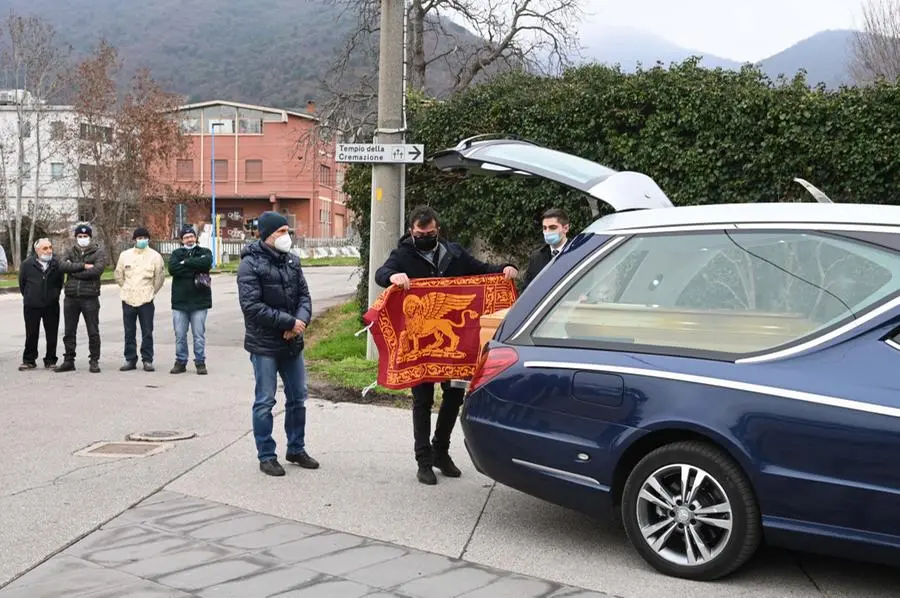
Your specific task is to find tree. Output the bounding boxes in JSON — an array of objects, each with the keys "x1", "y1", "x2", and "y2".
[
  {"x1": 851, "y1": 0, "x2": 900, "y2": 84},
  {"x1": 67, "y1": 41, "x2": 187, "y2": 264},
  {"x1": 0, "y1": 13, "x2": 69, "y2": 269}
]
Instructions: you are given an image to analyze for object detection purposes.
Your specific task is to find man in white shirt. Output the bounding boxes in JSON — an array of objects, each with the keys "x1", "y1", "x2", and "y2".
[{"x1": 115, "y1": 227, "x2": 166, "y2": 371}]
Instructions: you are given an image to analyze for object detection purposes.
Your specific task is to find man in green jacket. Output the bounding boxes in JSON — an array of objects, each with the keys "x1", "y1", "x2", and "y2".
[{"x1": 168, "y1": 225, "x2": 213, "y2": 375}]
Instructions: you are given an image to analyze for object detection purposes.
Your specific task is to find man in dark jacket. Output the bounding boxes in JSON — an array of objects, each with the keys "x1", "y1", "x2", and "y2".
[
  {"x1": 56, "y1": 224, "x2": 107, "y2": 373},
  {"x1": 374, "y1": 205, "x2": 519, "y2": 485},
  {"x1": 168, "y1": 225, "x2": 213, "y2": 375},
  {"x1": 523, "y1": 207, "x2": 571, "y2": 291},
  {"x1": 237, "y1": 211, "x2": 318, "y2": 477},
  {"x1": 18, "y1": 238, "x2": 64, "y2": 371}
]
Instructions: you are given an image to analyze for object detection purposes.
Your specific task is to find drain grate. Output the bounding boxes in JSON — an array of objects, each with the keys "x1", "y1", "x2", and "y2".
[
  {"x1": 126, "y1": 430, "x2": 196, "y2": 442},
  {"x1": 75, "y1": 441, "x2": 170, "y2": 458}
]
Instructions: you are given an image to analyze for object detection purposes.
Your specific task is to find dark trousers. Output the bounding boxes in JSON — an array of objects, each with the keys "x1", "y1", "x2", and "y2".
[
  {"x1": 411, "y1": 381, "x2": 465, "y2": 466},
  {"x1": 123, "y1": 301, "x2": 155, "y2": 364},
  {"x1": 22, "y1": 304, "x2": 60, "y2": 366},
  {"x1": 63, "y1": 296, "x2": 100, "y2": 362}
]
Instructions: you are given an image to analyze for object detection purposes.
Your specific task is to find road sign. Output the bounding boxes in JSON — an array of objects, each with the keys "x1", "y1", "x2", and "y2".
[{"x1": 336, "y1": 143, "x2": 424, "y2": 164}]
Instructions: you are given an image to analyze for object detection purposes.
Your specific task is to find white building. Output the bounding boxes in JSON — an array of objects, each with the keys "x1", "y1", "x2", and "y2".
[{"x1": 0, "y1": 90, "x2": 86, "y2": 230}]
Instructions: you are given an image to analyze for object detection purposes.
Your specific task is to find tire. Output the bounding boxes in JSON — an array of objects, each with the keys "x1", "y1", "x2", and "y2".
[{"x1": 620, "y1": 440, "x2": 761, "y2": 581}]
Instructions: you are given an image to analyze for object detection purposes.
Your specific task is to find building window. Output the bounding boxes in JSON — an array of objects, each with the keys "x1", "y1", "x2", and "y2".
[
  {"x1": 50, "y1": 121, "x2": 65, "y2": 140},
  {"x1": 79, "y1": 123, "x2": 112, "y2": 143},
  {"x1": 79, "y1": 163, "x2": 98, "y2": 182},
  {"x1": 245, "y1": 159, "x2": 263, "y2": 182},
  {"x1": 238, "y1": 118, "x2": 262, "y2": 134},
  {"x1": 176, "y1": 159, "x2": 193, "y2": 181},
  {"x1": 180, "y1": 118, "x2": 201, "y2": 134},
  {"x1": 213, "y1": 159, "x2": 228, "y2": 182},
  {"x1": 51, "y1": 162, "x2": 64, "y2": 180},
  {"x1": 21, "y1": 120, "x2": 31, "y2": 138},
  {"x1": 77, "y1": 198, "x2": 95, "y2": 222},
  {"x1": 319, "y1": 165, "x2": 331, "y2": 186},
  {"x1": 21, "y1": 162, "x2": 31, "y2": 179}
]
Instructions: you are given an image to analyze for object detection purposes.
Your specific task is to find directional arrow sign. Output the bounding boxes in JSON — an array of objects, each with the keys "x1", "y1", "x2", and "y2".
[{"x1": 336, "y1": 143, "x2": 425, "y2": 164}]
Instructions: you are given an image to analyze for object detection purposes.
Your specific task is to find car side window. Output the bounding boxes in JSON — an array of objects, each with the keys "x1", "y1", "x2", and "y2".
[{"x1": 532, "y1": 231, "x2": 900, "y2": 357}]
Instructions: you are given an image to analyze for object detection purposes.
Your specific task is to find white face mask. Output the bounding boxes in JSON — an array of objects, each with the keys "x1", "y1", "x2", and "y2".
[
  {"x1": 184, "y1": 243, "x2": 196, "y2": 250},
  {"x1": 39, "y1": 253, "x2": 52, "y2": 263},
  {"x1": 76, "y1": 237, "x2": 90, "y2": 248},
  {"x1": 273, "y1": 234, "x2": 293, "y2": 253}
]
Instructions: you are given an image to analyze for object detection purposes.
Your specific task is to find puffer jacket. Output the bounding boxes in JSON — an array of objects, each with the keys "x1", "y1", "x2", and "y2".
[
  {"x1": 237, "y1": 240, "x2": 312, "y2": 357},
  {"x1": 59, "y1": 242, "x2": 108, "y2": 298}
]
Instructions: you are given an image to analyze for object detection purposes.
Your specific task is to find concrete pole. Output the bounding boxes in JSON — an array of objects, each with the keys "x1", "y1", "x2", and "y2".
[{"x1": 366, "y1": 0, "x2": 405, "y2": 360}]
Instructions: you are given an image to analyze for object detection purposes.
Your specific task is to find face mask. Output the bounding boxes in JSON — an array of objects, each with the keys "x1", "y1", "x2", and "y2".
[
  {"x1": 413, "y1": 234, "x2": 438, "y2": 251},
  {"x1": 76, "y1": 237, "x2": 90, "y2": 248},
  {"x1": 544, "y1": 232, "x2": 562, "y2": 247},
  {"x1": 184, "y1": 243, "x2": 196, "y2": 250},
  {"x1": 39, "y1": 253, "x2": 52, "y2": 263},
  {"x1": 273, "y1": 234, "x2": 293, "y2": 253},
  {"x1": 135, "y1": 239, "x2": 149, "y2": 250}
]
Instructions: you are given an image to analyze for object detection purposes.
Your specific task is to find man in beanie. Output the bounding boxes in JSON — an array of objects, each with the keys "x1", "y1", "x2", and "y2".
[
  {"x1": 237, "y1": 211, "x2": 316, "y2": 477},
  {"x1": 56, "y1": 223, "x2": 107, "y2": 373},
  {"x1": 168, "y1": 225, "x2": 213, "y2": 375},
  {"x1": 115, "y1": 227, "x2": 165, "y2": 371}
]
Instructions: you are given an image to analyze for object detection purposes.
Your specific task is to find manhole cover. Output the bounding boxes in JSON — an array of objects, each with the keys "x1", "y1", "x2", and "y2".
[
  {"x1": 126, "y1": 431, "x2": 196, "y2": 442},
  {"x1": 75, "y1": 441, "x2": 170, "y2": 458}
]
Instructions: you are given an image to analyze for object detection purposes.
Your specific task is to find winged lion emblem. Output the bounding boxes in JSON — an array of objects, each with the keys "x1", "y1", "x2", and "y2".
[{"x1": 397, "y1": 292, "x2": 479, "y2": 362}]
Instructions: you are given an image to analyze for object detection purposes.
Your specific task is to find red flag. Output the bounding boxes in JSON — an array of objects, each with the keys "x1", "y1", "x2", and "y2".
[{"x1": 363, "y1": 274, "x2": 518, "y2": 389}]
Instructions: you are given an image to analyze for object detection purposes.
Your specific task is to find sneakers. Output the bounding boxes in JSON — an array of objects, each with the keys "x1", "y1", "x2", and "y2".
[
  {"x1": 417, "y1": 466, "x2": 438, "y2": 485},
  {"x1": 434, "y1": 454, "x2": 462, "y2": 478},
  {"x1": 170, "y1": 362, "x2": 187, "y2": 374},
  {"x1": 259, "y1": 459, "x2": 286, "y2": 477},
  {"x1": 195, "y1": 362, "x2": 207, "y2": 375},
  {"x1": 286, "y1": 452, "x2": 320, "y2": 469},
  {"x1": 120, "y1": 361, "x2": 137, "y2": 371},
  {"x1": 54, "y1": 361, "x2": 75, "y2": 373},
  {"x1": 89, "y1": 361, "x2": 100, "y2": 373},
  {"x1": 143, "y1": 361, "x2": 155, "y2": 372},
  {"x1": 18, "y1": 362, "x2": 36, "y2": 371}
]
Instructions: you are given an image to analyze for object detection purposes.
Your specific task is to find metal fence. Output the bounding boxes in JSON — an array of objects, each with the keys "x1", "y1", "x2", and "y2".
[{"x1": 153, "y1": 236, "x2": 358, "y2": 258}]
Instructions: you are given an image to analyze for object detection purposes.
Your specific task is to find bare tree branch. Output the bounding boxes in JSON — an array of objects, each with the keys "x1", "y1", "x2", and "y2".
[{"x1": 851, "y1": 0, "x2": 900, "y2": 84}]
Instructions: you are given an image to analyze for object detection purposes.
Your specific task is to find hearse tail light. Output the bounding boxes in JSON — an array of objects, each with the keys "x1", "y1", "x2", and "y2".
[{"x1": 468, "y1": 347, "x2": 518, "y2": 394}]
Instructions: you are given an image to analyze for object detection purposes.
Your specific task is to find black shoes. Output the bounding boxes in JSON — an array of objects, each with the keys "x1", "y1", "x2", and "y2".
[
  {"x1": 434, "y1": 454, "x2": 462, "y2": 478},
  {"x1": 120, "y1": 361, "x2": 137, "y2": 371},
  {"x1": 170, "y1": 362, "x2": 187, "y2": 374},
  {"x1": 417, "y1": 466, "x2": 438, "y2": 485},
  {"x1": 195, "y1": 363, "x2": 208, "y2": 375},
  {"x1": 286, "y1": 452, "x2": 320, "y2": 469},
  {"x1": 259, "y1": 459, "x2": 286, "y2": 477},
  {"x1": 143, "y1": 361, "x2": 155, "y2": 372},
  {"x1": 18, "y1": 362, "x2": 36, "y2": 371},
  {"x1": 54, "y1": 361, "x2": 75, "y2": 373},
  {"x1": 89, "y1": 361, "x2": 100, "y2": 373}
]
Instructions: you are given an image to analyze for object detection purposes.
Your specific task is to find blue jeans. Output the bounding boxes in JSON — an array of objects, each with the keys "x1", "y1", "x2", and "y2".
[
  {"x1": 250, "y1": 352, "x2": 308, "y2": 462},
  {"x1": 173, "y1": 309, "x2": 207, "y2": 364}
]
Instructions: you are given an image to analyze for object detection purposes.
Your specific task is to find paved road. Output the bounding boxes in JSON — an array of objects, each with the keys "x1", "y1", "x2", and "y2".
[{"x1": 1, "y1": 268, "x2": 900, "y2": 597}]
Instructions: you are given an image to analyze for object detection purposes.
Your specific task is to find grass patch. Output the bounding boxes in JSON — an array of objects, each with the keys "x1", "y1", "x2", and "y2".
[
  {"x1": 305, "y1": 300, "x2": 410, "y2": 406},
  {"x1": 213, "y1": 256, "x2": 359, "y2": 273}
]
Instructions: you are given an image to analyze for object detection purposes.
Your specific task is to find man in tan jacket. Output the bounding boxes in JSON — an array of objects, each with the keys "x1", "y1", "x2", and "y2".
[{"x1": 115, "y1": 227, "x2": 166, "y2": 371}]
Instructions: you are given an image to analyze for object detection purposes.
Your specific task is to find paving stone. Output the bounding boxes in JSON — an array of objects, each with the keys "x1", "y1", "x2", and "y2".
[
  {"x1": 156, "y1": 554, "x2": 279, "y2": 592},
  {"x1": 344, "y1": 552, "x2": 459, "y2": 589},
  {"x1": 79, "y1": 580, "x2": 195, "y2": 597},
  {"x1": 64, "y1": 525, "x2": 161, "y2": 556},
  {"x1": 0, "y1": 556, "x2": 148, "y2": 598},
  {"x1": 458, "y1": 575, "x2": 557, "y2": 598},
  {"x1": 265, "y1": 532, "x2": 366, "y2": 563},
  {"x1": 397, "y1": 566, "x2": 498, "y2": 598},
  {"x1": 269, "y1": 579, "x2": 374, "y2": 598},
  {"x1": 548, "y1": 589, "x2": 617, "y2": 598},
  {"x1": 195, "y1": 565, "x2": 321, "y2": 598},
  {"x1": 126, "y1": 496, "x2": 220, "y2": 520},
  {"x1": 116, "y1": 544, "x2": 241, "y2": 578},
  {"x1": 298, "y1": 544, "x2": 407, "y2": 576},
  {"x1": 220, "y1": 522, "x2": 325, "y2": 550},
  {"x1": 77, "y1": 535, "x2": 196, "y2": 566},
  {"x1": 149, "y1": 506, "x2": 247, "y2": 533},
  {"x1": 188, "y1": 514, "x2": 286, "y2": 541}
]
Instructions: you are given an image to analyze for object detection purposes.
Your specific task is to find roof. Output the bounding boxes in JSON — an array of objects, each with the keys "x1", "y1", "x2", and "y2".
[
  {"x1": 172, "y1": 100, "x2": 317, "y2": 122},
  {"x1": 586, "y1": 202, "x2": 900, "y2": 233}
]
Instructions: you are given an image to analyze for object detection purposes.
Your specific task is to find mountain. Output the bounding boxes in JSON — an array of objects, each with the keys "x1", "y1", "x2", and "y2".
[
  {"x1": 757, "y1": 29, "x2": 856, "y2": 87},
  {"x1": 0, "y1": 0, "x2": 485, "y2": 110},
  {"x1": 577, "y1": 26, "x2": 743, "y2": 71}
]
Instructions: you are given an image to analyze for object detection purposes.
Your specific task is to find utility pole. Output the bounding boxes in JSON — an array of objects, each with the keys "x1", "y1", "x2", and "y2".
[{"x1": 366, "y1": 0, "x2": 405, "y2": 360}]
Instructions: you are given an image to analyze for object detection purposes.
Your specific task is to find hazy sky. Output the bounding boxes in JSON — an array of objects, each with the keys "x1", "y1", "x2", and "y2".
[{"x1": 582, "y1": 0, "x2": 864, "y2": 61}]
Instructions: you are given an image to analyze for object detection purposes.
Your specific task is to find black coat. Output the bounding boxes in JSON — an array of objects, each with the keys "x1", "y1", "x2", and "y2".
[
  {"x1": 522, "y1": 241, "x2": 570, "y2": 290},
  {"x1": 168, "y1": 245, "x2": 213, "y2": 312},
  {"x1": 18, "y1": 255, "x2": 64, "y2": 308},
  {"x1": 237, "y1": 240, "x2": 312, "y2": 357},
  {"x1": 374, "y1": 234, "x2": 512, "y2": 288},
  {"x1": 59, "y1": 242, "x2": 107, "y2": 298}
]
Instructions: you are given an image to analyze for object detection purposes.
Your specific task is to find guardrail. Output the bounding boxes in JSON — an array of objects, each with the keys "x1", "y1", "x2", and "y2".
[{"x1": 153, "y1": 237, "x2": 360, "y2": 260}]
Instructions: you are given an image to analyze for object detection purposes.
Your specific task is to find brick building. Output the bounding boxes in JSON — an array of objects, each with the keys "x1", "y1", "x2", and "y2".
[{"x1": 157, "y1": 100, "x2": 350, "y2": 242}]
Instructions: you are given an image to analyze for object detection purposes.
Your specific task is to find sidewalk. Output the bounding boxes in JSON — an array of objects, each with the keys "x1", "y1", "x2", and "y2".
[{"x1": 0, "y1": 491, "x2": 611, "y2": 598}]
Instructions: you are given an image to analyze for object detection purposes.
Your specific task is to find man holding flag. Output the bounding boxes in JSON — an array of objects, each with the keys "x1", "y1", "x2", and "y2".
[{"x1": 375, "y1": 205, "x2": 518, "y2": 485}]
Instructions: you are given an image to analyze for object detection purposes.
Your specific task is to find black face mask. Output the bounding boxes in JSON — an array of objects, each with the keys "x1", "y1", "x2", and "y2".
[{"x1": 413, "y1": 234, "x2": 438, "y2": 251}]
